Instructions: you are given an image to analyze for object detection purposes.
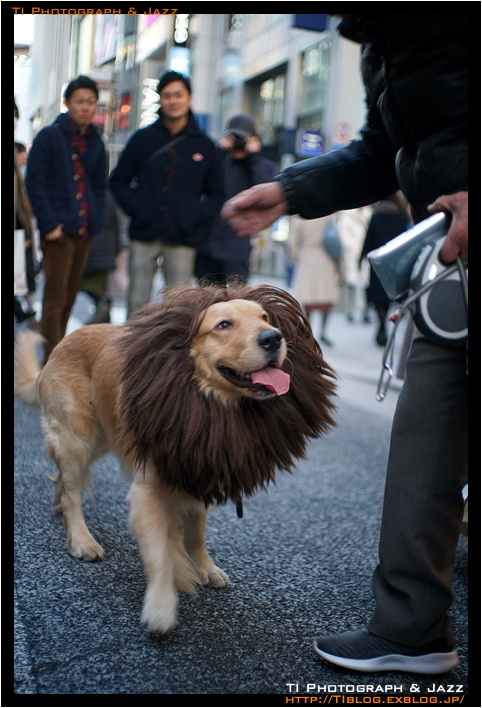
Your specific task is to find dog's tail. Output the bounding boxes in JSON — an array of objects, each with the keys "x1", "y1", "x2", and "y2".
[{"x1": 14, "y1": 330, "x2": 44, "y2": 406}]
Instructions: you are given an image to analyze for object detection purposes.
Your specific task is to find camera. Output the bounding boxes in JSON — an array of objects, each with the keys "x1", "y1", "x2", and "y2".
[{"x1": 232, "y1": 135, "x2": 247, "y2": 151}]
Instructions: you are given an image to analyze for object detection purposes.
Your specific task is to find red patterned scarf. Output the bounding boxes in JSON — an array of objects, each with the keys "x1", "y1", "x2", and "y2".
[{"x1": 70, "y1": 120, "x2": 92, "y2": 238}]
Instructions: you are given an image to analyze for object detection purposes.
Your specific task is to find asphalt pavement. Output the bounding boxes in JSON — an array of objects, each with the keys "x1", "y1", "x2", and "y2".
[{"x1": 12, "y1": 275, "x2": 470, "y2": 700}]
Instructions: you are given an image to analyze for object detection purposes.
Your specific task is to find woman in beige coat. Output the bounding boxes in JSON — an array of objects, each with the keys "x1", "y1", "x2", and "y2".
[
  {"x1": 289, "y1": 214, "x2": 341, "y2": 346},
  {"x1": 337, "y1": 206, "x2": 372, "y2": 322}
]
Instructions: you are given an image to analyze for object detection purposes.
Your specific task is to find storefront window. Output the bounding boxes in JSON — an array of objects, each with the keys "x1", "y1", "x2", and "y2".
[
  {"x1": 258, "y1": 74, "x2": 285, "y2": 145},
  {"x1": 298, "y1": 39, "x2": 330, "y2": 137},
  {"x1": 115, "y1": 92, "x2": 132, "y2": 131}
]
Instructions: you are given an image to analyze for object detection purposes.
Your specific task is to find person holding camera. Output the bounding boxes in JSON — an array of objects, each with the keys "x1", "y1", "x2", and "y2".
[{"x1": 195, "y1": 114, "x2": 276, "y2": 285}]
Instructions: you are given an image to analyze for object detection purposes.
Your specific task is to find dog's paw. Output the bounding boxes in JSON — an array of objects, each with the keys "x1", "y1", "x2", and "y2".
[
  {"x1": 197, "y1": 563, "x2": 229, "y2": 588},
  {"x1": 66, "y1": 537, "x2": 104, "y2": 561},
  {"x1": 141, "y1": 586, "x2": 178, "y2": 634}
]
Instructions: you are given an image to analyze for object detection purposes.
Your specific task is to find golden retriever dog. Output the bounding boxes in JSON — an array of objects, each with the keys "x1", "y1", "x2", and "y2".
[{"x1": 14, "y1": 284, "x2": 336, "y2": 634}]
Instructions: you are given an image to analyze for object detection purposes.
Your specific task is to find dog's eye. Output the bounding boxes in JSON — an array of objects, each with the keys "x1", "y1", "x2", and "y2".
[
  {"x1": 261, "y1": 314, "x2": 269, "y2": 322},
  {"x1": 216, "y1": 320, "x2": 232, "y2": 330}
]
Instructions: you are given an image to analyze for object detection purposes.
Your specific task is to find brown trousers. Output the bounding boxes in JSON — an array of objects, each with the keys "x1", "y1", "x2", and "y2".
[{"x1": 40, "y1": 234, "x2": 92, "y2": 362}]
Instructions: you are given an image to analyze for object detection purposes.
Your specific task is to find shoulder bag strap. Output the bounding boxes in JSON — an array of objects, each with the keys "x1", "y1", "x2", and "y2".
[{"x1": 142, "y1": 133, "x2": 187, "y2": 170}]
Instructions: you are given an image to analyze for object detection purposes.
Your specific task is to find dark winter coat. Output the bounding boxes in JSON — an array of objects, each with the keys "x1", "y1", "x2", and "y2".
[
  {"x1": 25, "y1": 112, "x2": 106, "y2": 238},
  {"x1": 275, "y1": 15, "x2": 468, "y2": 225},
  {"x1": 109, "y1": 112, "x2": 224, "y2": 247},
  {"x1": 204, "y1": 149, "x2": 277, "y2": 262}
]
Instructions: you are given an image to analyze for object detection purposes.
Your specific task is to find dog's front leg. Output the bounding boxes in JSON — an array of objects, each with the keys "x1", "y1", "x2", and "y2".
[
  {"x1": 182, "y1": 502, "x2": 229, "y2": 588},
  {"x1": 127, "y1": 471, "x2": 179, "y2": 634}
]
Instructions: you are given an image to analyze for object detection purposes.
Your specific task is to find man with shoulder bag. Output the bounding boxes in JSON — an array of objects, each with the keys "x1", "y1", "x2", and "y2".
[{"x1": 109, "y1": 71, "x2": 224, "y2": 317}]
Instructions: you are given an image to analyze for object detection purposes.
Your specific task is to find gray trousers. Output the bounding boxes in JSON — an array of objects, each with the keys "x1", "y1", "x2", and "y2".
[
  {"x1": 127, "y1": 239, "x2": 196, "y2": 318},
  {"x1": 368, "y1": 336, "x2": 468, "y2": 647}
]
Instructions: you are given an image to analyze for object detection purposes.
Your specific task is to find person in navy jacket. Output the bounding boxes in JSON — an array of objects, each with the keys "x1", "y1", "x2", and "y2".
[
  {"x1": 26, "y1": 75, "x2": 106, "y2": 362},
  {"x1": 109, "y1": 71, "x2": 224, "y2": 317}
]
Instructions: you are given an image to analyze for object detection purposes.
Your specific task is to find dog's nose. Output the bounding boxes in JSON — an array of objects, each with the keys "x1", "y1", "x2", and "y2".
[{"x1": 257, "y1": 329, "x2": 282, "y2": 353}]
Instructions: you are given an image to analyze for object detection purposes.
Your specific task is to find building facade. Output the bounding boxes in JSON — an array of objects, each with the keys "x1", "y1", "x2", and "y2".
[
  {"x1": 16, "y1": 13, "x2": 365, "y2": 276},
  {"x1": 20, "y1": 13, "x2": 365, "y2": 165}
]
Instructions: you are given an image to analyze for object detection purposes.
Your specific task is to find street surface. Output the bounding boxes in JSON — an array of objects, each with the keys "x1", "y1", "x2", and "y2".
[{"x1": 13, "y1": 276, "x2": 469, "y2": 698}]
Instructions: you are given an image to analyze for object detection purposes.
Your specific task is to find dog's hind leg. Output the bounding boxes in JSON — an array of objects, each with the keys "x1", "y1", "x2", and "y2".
[
  {"x1": 43, "y1": 414, "x2": 104, "y2": 561},
  {"x1": 49, "y1": 471, "x2": 63, "y2": 510},
  {"x1": 53, "y1": 458, "x2": 104, "y2": 561},
  {"x1": 127, "y1": 469, "x2": 185, "y2": 634},
  {"x1": 182, "y1": 502, "x2": 229, "y2": 588}
]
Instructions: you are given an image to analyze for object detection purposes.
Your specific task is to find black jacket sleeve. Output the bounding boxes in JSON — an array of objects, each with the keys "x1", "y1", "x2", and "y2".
[{"x1": 275, "y1": 126, "x2": 399, "y2": 220}]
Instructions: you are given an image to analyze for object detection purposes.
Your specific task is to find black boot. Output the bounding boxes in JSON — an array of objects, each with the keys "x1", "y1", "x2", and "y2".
[
  {"x1": 87, "y1": 296, "x2": 111, "y2": 324},
  {"x1": 14, "y1": 297, "x2": 36, "y2": 323},
  {"x1": 376, "y1": 328, "x2": 387, "y2": 346}
]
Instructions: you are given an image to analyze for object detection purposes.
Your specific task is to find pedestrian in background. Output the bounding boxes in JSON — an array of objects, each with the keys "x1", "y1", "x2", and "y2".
[
  {"x1": 109, "y1": 70, "x2": 224, "y2": 317},
  {"x1": 223, "y1": 13, "x2": 467, "y2": 675},
  {"x1": 361, "y1": 192, "x2": 410, "y2": 346},
  {"x1": 289, "y1": 214, "x2": 340, "y2": 347},
  {"x1": 14, "y1": 142, "x2": 28, "y2": 176},
  {"x1": 195, "y1": 114, "x2": 276, "y2": 285},
  {"x1": 337, "y1": 206, "x2": 372, "y2": 323},
  {"x1": 14, "y1": 103, "x2": 38, "y2": 326},
  {"x1": 26, "y1": 75, "x2": 106, "y2": 362},
  {"x1": 79, "y1": 189, "x2": 128, "y2": 324}
]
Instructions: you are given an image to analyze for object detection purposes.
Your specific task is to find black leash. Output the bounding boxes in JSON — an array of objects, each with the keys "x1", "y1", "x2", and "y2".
[{"x1": 236, "y1": 498, "x2": 243, "y2": 518}]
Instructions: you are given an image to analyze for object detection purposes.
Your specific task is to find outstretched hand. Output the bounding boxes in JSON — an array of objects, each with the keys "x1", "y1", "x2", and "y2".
[
  {"x1": 427, "y1": 191, "x2": 468, "y2": 264},
  {"x1": 221, "y1": 182, "x2": 289, "y2": 237}
]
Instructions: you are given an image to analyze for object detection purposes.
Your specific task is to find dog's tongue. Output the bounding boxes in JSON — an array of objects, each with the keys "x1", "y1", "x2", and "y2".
[{"x1": 251, "y1": 367, "x2": 290, "y2": 395}]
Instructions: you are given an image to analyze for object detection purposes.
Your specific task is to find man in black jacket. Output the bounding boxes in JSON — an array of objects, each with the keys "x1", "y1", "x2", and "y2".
[
  {"x1": 109, "y1": 71, "x2": 224, "y2": 317},
  {"x1": 223, "y1": 15, "x2": 468, "y2": 675},
  {"x1": 195, "y1": 114, "x2": 276, "y2": 284},
  {"x1": 26, "y1": 75, "x2": 106, "y2": 361}
]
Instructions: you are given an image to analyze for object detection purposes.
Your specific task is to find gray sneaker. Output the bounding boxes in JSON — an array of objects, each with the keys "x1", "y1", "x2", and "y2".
[{"x1": 314, "y1": 629, "x2": 458, "y2": 674}]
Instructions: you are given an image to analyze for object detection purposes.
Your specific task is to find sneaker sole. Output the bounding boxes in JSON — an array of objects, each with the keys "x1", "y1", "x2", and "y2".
[{"x1": 313, "y1": 641, "x2": 459, "y2": 674}]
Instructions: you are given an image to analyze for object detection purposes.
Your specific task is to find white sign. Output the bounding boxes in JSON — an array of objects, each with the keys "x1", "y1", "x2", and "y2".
[{"x1": 333, "y1": 121, "x2": 351, "y2": 143}]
